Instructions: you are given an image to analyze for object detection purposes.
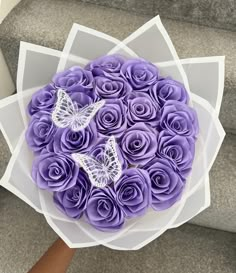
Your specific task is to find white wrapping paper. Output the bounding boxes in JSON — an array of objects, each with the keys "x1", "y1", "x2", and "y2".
[{"x1": 0, "y1": 16, "x2": 225, "y2": 250}]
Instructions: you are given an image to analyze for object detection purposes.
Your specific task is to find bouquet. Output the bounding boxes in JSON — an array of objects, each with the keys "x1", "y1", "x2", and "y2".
[{"x1": 0, "y1": 16, "x2": 225, "y2": 250}]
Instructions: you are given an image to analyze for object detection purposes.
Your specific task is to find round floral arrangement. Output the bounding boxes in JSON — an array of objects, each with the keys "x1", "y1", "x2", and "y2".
[{"x1": 26, "y1": 54, "x2": 199, "y2": 232}]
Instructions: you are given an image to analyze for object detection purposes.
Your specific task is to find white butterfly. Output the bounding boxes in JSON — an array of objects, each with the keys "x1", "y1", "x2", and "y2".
[
  {"x1": 52, "y1": 89, "x2": 105, "y2": 132},
  {"x1": 72, "y1": 136, "x2": 122, "y2": 188}
]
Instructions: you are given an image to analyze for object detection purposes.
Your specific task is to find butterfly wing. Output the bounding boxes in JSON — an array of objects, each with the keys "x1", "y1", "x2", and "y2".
[
  {"x1": 72, "y1": 153, "x2": 110, "y2": 188},
  {"x1": 52, "y1": 89, "x2": 76, "y2": 129},
  {"x1": 104, "y1": 136, "x2": 122, "y2": 183},
  {"x1": 52, "y1": 89, "x2": 105, "y2": 132},
  {"x1": 75, "y1": 100, "x2": 105, "y2": 131}
]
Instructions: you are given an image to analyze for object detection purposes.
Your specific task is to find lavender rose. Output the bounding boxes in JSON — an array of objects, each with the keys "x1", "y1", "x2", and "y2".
[
  {"x1": 25, "y1": 113, "x2": 57, "y2": 153},
  {"x1": 121, "y1": 59, "x2": 159, "y2": 91},
  {"x1": 85, "y1": 187, "x2": 125, "y2": 231},
  {"x1": 95, "y1": 99, "x2": 127, "y2": 138},
  {"x1": 52, "y1": 66, "x2": 93, "y2": 94},
  {"x1": 28, "y1": 84, "x2": 57, "y2": 116},
  {"x1": 89, "y1": 138, "x2": 128, "y2": 170},
  {"x1": 157, "y1": 131, "x2": 195, "y2": 178},
  {"x1": 160, "y1": 101, "x2": 199, "y2": 138},
  {"x1": 126, "y1": 92, "x2": 160, "y2": 127},
  {"x1": 69, "y1": 90, "x2": 93, "y2": 107},
  {"x1": 51, "y1": 121, "x2": 97, "y2": 154},
  {"x1": 120, "y1": 123, "x2": 158, "y2": 166},
  {"x1": 114, "y1": 168, "x2": 151, "y2": 217},
  {"x1": 53, "y1": 170, "x2": 91, "y2": 219},
  {"x1": 85, "y1": 54, "x2": 125, "y2": 77},
  {"x1": 32, "y1": 152, "x2": 79, "y2": 192},
  {"x1": 144, "y1": 158, "x2": 185, "y2": 210},
  {"x1": 94, "y1": 76, "x2": 132, "y2": 100},
  {"x1": 149, "y1": 78, "x2": 189, "y2": 107}
]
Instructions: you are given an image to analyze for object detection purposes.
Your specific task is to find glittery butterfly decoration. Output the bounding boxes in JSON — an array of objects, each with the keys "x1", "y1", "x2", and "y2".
[
  {"x1": 72, "y1": 136, "x2": 122, "y2": 188},
  {"x1": 52, "y1": 89, "x2": 105, "y2": 132}
]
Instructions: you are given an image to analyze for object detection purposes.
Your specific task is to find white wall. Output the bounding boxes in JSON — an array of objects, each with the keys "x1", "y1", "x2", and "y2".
[
  {"x1": 0, "y1": 0, "x2": 21, "y2": 23},
  {"x1": 0, "y1": 49, "x2": 15, "y2": 99}
]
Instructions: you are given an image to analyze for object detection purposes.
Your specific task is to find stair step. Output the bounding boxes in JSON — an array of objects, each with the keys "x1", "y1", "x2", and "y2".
[
  {"x1": 80, "y1": 0, "x2": 236, "y2": 31},
  {"x1": 0, "y1": 187, "x2": 235, "y2": 272},
  {"x1": 154, "y1": 0, "x2": 236, "y2": 32},
  {"x1": 80, "y1": 0, "x2": 154, "y2": 16},
  {"x1": 0, "y1": 0, "x2": 236, "y2": 132},
  {"x1": 190, "y1": 132, "x2": 236, "y2": 232}
]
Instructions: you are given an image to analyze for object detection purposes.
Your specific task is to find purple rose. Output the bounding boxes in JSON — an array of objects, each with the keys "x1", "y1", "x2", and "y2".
[
  {"x1": 121, "y1": 59, "x2": 159, "y2": 91},
  {"x1": 157, "y1": 131, "x2": 195, "y2": 178},
  {"x1": 85, "y1": 187, "x2": 125, "y2": 231},
  {"x1": 51, "y1": 121, "x2": 97, "y2": 154},
  {"x1": 149, "y1": 78, "x2": 189, "y2": 107},
  {"x1": 114, "y1": 168, "x2": 151, "y2": 217},
  {"x1": 160, "y1": 101, "x2": 199, "y2": 138},
  {"x1": 95, "y1": 99, "x2": 127, "y2": 138},
  {"x1": 89, "y1": 138, "x2": 128, "y2": 170},
  {"x1": 94, "y1": 76, "x2": 132, "y2": 100},
  {"x1": 28, "y1": 84, "x2": 57, "y2": 116},
  {"x1": 126, "y1": 92, "x2": 160, "y2": 127},
  {"x1": 32, "y1": 152, "x2": 79, "y2": 192},
  {"x1": 25, "y1": 113, "x2": 57, "y2": 153},
  {"x1": 52, "y1": 66, "x2": 93, "y2": 94},
  {"x1": 85, "y1": 54, "x2": 125, "y2": 77},
  {"x1": 53, "y1": 170, "x2": 91, "y2": 219},
  {"x1": 120, "y1": 123, "x2": 158, "y2": 166},
  {"x1": 69, "y1": 91, "x2": 93, "y2": 108},
  {"x1": 144, "y1": 158, "x2": 185, "y2": 210}
]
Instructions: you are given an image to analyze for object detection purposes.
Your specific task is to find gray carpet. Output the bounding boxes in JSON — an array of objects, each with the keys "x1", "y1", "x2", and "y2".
[
  {"x1": 190, "y1": 133, "x2": 236, "y2": 232},
  {"x1": 0, "y1": 188, "x2": 235, "y2": 273},
  {"x1": 79, "y1": 0, "x2": 236, "y2": 31},
  {"x1": 81, "y1": 0, "x2": 154, "y2": 16},
  {"x1": 154, "y1": 0, "x2": 236, "y2": 31},
  {"x1": 0, "y1": 0, "x2": 236, "y2": 132},
  {"x1": 0, "y1": 132, "x2": 10, "y2": 179}
]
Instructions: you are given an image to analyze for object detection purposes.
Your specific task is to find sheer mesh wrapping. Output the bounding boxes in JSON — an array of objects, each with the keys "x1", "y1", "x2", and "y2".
[{"x1": 0, "y1": 16, "x2": 225, "y2": 249}]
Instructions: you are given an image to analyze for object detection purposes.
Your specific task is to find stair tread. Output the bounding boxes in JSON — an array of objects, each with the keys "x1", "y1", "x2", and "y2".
[
  {"x1": 190, "y1": 133, "x2": 236, "y2": 232},
  {"x1": 0, "y1": 187, "x2": 235, "y2": 272},
  {"x1": 154, "y1": 0, "x2": 236, "y2": 31},
  {"x1": 79, "y1": 0, "x2": 236, "y2": 31}
]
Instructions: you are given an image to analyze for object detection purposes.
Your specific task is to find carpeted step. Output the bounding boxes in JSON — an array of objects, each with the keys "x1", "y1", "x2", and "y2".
[
  {"x1": 190, "y1": 132, "x2": 236, "y2": 232},
  {"x1": 0, "y1": 0, "x2": 236, "y2": 133},
  {"x1": 0, "y1": 188, "x2": 235, "y2": 273},
  {"x1": 79, "y1": 0, "x2": 236, "y2": 31}
]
